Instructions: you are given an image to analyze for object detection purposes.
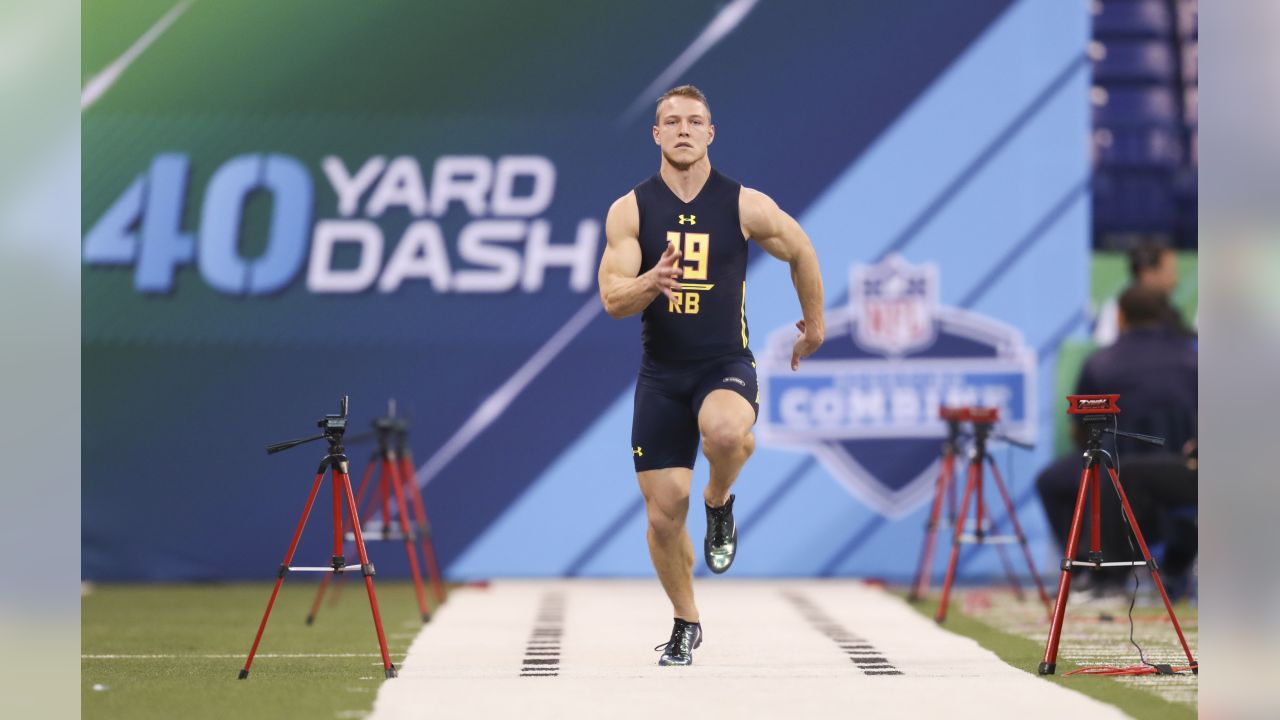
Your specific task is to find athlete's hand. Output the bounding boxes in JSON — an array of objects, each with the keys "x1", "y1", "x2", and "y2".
[
  {"x1": 791, "y1": 319, "x2": 823, "y2": 370},
  {"x1": 649, "y1": 241, "x2": 684, "y2": 304}
]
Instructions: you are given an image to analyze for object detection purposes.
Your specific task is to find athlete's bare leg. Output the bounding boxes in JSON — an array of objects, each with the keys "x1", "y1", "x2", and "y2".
[
  {"x1": 699, "y1": 390, "x2": 756, "y2": 507},
  {"x1": 637, "y1": 467, "x2": 698, "y2": 621}
]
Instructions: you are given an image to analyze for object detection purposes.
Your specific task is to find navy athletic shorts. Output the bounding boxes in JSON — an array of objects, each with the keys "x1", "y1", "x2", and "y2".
[{"x1": 631, "y1": 352, "x2": 759, "y2": 472}]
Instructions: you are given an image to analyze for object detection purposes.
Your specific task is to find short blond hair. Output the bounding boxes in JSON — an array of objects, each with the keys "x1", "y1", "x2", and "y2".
[{"x1": 655, "y1": 85, "x2": 711, "y2": 124}]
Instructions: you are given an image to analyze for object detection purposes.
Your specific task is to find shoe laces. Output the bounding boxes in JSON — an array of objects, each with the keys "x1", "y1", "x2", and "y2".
[
  {"x1": 654, "y1": 619, "x2": 696, "y2": 656},
  {"x1": 708, "y1": 499, "x2": 733, "y2": 547}
]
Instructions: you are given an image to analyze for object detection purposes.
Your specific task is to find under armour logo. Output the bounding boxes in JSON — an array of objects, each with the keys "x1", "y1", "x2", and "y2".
[
  {"x1": 678, "y1": 214, "x2": 696, "y2": 225},
  {"x1": 632, "y1": 446, "x2": 644, "y2": 457}
]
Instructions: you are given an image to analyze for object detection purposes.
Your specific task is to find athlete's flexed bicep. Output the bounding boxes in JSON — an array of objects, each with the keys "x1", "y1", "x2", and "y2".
[
  {"x1": 598, "y1": 192, "x2": 683, "y2": 318},
  {"x1": 740, "y1": 187, "x2": 826, "y2": 369}
]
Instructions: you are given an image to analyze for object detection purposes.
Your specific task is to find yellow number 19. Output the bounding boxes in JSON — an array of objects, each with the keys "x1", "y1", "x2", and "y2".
[{"x1": 666, "y1": 231, "x2": 710, "y2": 280}]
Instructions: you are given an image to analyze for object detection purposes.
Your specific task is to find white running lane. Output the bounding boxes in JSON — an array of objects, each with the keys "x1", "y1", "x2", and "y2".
[{"x1": 369, "y1": 579, "x2": 1129, "y2": 720}]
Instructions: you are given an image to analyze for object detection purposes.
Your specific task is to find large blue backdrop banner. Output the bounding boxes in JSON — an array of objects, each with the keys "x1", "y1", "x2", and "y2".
[{"x1": 82, "y1": 0, "x2": 1089, "y2": 581}]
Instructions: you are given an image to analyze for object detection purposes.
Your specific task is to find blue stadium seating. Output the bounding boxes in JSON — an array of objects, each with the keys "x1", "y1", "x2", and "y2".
[
  {"x1": 1094, "y1": 126, "x2": 1183, "y2": 168},
  {"x1": 1091, "y1": 0, "x2": 1197, "y2": 247},
  {"x1": 1093, "y1": 0, "x2": 1171, "y2": 38},
  {"x1": 1092, "y1": 40, "x2": 1175, "y2": 83},
  {"x1": 1093, "y1": 86, "x2": 1178, "y2": 125}
]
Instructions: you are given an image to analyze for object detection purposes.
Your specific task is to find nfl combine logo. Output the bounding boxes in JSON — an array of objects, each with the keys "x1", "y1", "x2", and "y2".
[{"x1": 756, "y1": 255, "x2": 1036, "y2": 516}]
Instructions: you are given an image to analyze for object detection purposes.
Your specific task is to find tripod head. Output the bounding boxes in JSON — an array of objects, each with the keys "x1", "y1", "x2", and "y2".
[
  {"x1": 368, "y1": 398, "x2": 411, "y2": 453},
  {"x1": 938, "y1": 406, "x2": 968, "y2": 452},
  {"x1": 961, "y1": 406, "x2": 1036, "y2": 451},
  {"x1": 1067, "y1": 394, "x2": 1165, "y2": 450},
  {"x1": 966, "y1": 407, "x2": 999, "y2": 457},
  {"x1": 266, "y1": 395, "x2": 350, "y2": 455}
]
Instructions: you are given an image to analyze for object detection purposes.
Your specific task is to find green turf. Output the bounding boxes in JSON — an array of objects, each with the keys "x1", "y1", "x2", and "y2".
[
  {"x1": 82, "y1": 581, "x2": 432, "y2": 720},
  {"x1": 903, "y1": 594, "x2": 1195, "y2": 720}
]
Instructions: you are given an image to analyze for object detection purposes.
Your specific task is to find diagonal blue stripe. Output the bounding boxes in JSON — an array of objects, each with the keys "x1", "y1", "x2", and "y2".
[
  {"x1": 1036, "y1": 308, "x2": 1089, "y2": 363},
  {"x1": 874, "y1": 54, "x2": 1088, "y2": 262},
  {"x1": 957, "y1": 179, "x2": 1089, "y2": 308},
  {"x1": 818, "y1": 515, "x2": 888, "y2": 577},
  {"x1": 563, "y1": 496, "x2": 645, "y2": 577}
]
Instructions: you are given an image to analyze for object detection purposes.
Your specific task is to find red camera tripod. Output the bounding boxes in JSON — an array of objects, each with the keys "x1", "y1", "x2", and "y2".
[
  {"x1": 1038, "y1": 395, "x2": 1198, "y2": 675},
  {"x1": 305, "y1": 402, "x2": 442, "y2": 625},
  {"x1": 935, "y1": 407, "x2": 1051, "y2": 622},
  {"x1": 908, "y1": 407, "x2": 965, "y2": 602},
  {"x1": 239, "y1": 397, "x2": 397, "y2": 679}
]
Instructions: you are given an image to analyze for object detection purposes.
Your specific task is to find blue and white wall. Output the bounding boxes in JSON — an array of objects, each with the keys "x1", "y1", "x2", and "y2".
[{"x1": 83, "y1": 0, "x2": 1089, "y2": 581}]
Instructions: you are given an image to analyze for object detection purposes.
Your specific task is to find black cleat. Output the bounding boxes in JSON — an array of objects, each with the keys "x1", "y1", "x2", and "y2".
[
  {"x1": 655, "y1": 618, "x2": 702, "y2": 666},
  {"x1": 704, "y1": 494, "x2": 737, "y2": 574}
]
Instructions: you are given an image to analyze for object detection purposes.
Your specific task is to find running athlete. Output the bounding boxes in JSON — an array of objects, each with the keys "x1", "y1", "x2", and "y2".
[{"x1": 597, "y1": 85, "x2": 825, "y2": 666}]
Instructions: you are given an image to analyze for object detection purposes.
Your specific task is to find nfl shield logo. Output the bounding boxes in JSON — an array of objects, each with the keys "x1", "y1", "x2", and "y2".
[{"x1": 853, "y1": 254, "x2": 937, "y2": 356}]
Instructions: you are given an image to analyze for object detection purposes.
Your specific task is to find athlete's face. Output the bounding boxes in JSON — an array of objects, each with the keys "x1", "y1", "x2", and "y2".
[{"x1": 653, "y1": 97, "x2": 714, "y2": 169}]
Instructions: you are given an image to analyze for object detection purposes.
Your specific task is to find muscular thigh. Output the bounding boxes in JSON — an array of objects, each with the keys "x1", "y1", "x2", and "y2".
[
  {"x1": 694, "y1": 356, "x2": 758, "y2": 437},
  {"x1": 632, "y1": 366, "x2": 701, "y2": 471}
]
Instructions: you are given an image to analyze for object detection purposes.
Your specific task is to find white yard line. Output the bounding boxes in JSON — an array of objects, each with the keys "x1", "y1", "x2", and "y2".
[
  {"x1": 81, "y1": 0, "x2": 195, "y2": 111},
  {"x1": 368, "y1": 579, "x2": 1130, "y2": 720}
]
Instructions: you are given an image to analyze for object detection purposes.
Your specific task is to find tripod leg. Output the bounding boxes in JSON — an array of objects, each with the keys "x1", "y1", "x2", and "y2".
[
  {"x1": 352, "y1": 459, "x2": 377, "y2": 520},
  {"x1": 332, "y1": 461, "x2": 345, "y2": 568},
  {"x1": 1103, "y1": 465, "x2": 1198, "y2": 670},
  {"x1": 338, "y1": 465, "x2": 398, "y2": 678},
  {"x1": 987, "y1": 457, "x2": 1052, "y2": 612},
  {"x1": 910, "y1": 453, "x2": 953, "y2": 601},
  {"x1": 975, "y1": 459, "x2": 986, "y2": 542},
  {"x1": 360, "y1": 460, "x2": 383, "y2": 535},
  {"x1": 240, "y1": 470, "x2": 327, "y2": 679},
  {"x1": 1039, "y1": 463, "x2": 1096, "y2": 675},
  {"x1": 936, "y1": 460, "x2": 978, "y2": 623},
  {"x1": 387, "y1": 457, "x2": 432, "y2": 623},
  {"x1": 1090, "y1": 462, "x2": 1102, "y2": 562},
  {"x1": 379, "y1": 462, "x2": 393, "y2": 539},
  {"x1": 402, "y1": 454, "x2": 446, "y2": 606},
  {"x1": 307, "y1": 461, "x2": 376, "y2": 624}
]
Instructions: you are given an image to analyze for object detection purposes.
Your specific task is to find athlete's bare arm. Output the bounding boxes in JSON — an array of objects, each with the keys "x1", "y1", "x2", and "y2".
[
  {"x1": 740, "y1": 187, "x2": 825, "y2": 370},
  {"x1": 598, "y1": 191, "x2": 685, "y2": 318}
]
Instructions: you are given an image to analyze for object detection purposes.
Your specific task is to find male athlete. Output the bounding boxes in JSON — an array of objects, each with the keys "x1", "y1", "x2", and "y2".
[{"x1": 597, "y1": 85, "x2": 825, "y2": 666}]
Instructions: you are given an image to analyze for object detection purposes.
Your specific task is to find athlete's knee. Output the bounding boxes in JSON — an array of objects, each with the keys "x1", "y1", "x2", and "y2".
[
  {"x1": 646, "y1": 502, "x2": 687, "y2": 541},
  {"x1": 702, "y1": 423, "x2": 752, "y2": 460},
  {"x1": 644, "y1": 485, "x2": 689, "y2": 539}
]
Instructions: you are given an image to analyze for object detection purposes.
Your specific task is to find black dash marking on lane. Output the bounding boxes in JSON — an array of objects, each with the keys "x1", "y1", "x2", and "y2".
[
  {"x1": 783, "y1": 591, "x2": 905, "y2": 676},
  {"x1": 519, "y1": 592, "x2": 565, "y2": 678}
]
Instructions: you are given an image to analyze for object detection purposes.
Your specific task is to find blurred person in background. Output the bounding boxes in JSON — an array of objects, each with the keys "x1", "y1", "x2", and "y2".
[
  {"x1": 1093, "y1": 239, "x2": 1195, "y2": 346},
  {"x1": 1038, "y1": 285, "x2": 1198, "y2": 596},
  {"x1": 597, "y1": 85, "x2": 824, "y2": 666}
]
